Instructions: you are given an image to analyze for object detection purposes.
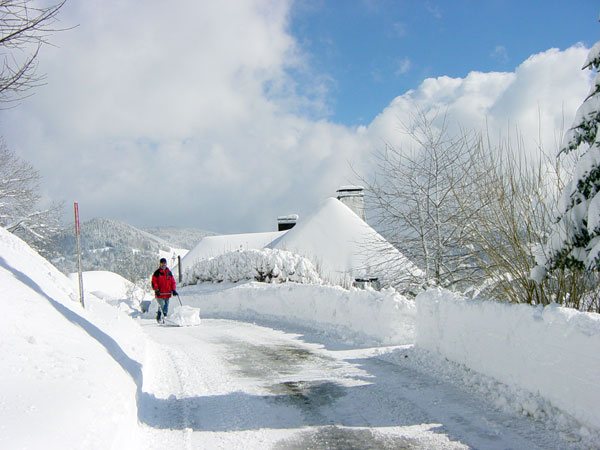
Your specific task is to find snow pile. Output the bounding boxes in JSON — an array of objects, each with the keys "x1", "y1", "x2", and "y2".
[
  {"x1": 67, "y1": 270, "x2": 155, "y2": 318},
  {"x1": 416, "y1": 288, "x2": 600, "y2": 431},
  {"x1": 184, "y1": 282, "x2": 416, "y2": 345},
  {"x1": 68, "y1": 270, "x2": 151, "y2": 306},
  {"x1": 0, "y1": 227, "x2": 144, "y2": 449},
  {"x1": 183, "y1": 247, "x2": 323, "y2": 285},
  {"x1": 270, "y1": 198, "x2": 422, "y2": 287},
  {"x1": 166, "y1": 305, "x2": 201, "y2": 326}
]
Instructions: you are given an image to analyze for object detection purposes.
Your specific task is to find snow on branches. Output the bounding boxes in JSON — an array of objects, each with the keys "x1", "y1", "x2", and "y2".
[
  {"x1": 183, "y1": 248, "x2": 323, "y2": 286},
  {"x1": 534, "y1": 39, "x2": 600, "y2": 277}
]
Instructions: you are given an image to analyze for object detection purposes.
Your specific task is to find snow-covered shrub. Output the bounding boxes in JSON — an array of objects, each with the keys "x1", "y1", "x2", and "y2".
[{"x1": 183, "y1": 248, "x2": 323, "y2": 285}]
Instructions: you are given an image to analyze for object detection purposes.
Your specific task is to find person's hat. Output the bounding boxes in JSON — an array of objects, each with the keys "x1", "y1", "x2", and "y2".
[{"x1": 159, "y1": 258, "x2": 167, "y2": 263}]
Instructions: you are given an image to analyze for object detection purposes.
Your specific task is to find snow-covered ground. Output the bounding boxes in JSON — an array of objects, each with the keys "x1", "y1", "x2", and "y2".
[{"x1": 2, "y1": 226, "x2": 600, "y2": 449}]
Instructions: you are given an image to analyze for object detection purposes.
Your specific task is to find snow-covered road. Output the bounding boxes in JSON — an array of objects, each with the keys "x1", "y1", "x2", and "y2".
[{"x1": 135, "y1": 317, "x2": 576, "y2": 450}]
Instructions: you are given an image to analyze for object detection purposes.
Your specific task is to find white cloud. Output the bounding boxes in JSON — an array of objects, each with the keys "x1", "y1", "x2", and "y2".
[
  {"x1": 395, "y1": 57, "x2": 411, "y2": 75},
  {"x1": 491, "y1": 45, "x2": 509, "y2": 63},
  {"x1": 0, "y1": 0, "x2": 593, "y2": 235},
  {"x1": 1, "y1": 0, "x2": 354, "y2": 233},
  {"x1": 367, "y1": 45, "x2": 591, "y2": 162}
]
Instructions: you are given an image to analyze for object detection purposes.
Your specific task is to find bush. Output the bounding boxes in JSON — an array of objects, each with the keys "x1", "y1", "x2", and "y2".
[{"x1": 183, "y1": 248, "x2": 323, "y2": 285}]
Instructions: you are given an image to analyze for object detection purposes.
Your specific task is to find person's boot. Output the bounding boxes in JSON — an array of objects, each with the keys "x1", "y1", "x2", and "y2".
[{"x1": 156, "y1": 311, "x2": 161, "y2": 323}]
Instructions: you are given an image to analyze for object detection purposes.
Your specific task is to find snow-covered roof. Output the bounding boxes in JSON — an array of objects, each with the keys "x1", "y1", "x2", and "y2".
[
  {"x1": 269, "y1": 197, "x2": 421, "y2": 285},
  {"x1": 182, "y1": 197, "x2": 420, "y2": 287}
]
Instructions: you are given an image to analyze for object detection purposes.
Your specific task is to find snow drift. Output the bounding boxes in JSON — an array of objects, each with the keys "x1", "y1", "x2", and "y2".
[
  {"x1": 0, "y1": 227, "x2": 144, "y2": 449},
  {"x1": 416, "y1": 288, "x2": 600, "y2": 431}
]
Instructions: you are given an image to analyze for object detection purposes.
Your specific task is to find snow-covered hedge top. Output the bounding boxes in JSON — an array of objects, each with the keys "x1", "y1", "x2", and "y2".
[{"x1": 183, "y1": 248, "x2": 323, "y2": 285}]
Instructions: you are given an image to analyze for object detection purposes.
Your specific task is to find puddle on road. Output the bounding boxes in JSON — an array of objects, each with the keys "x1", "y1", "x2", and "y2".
[
  {"x1": 273, "y1": 425, "x2": 424, "y2": 450},
  {"x1": 269, "y1": 380, "x2": 347, "y2": 407},
  {"x1": 222, "y1": 339, "x2": 338, "y2": 379}
]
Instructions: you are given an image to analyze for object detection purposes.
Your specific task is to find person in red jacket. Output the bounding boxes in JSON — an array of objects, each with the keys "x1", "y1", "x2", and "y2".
[{"x1": 151, "y1": 258, "x2": 177, "y2": 322}]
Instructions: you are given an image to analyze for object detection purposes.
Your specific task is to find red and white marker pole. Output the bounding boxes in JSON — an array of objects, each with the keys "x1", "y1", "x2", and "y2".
[{"x1": 74, "y1": 202, "x2": 85, "y2": 308}]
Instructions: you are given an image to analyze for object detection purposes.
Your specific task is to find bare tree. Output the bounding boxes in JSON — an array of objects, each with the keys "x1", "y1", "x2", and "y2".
[
  {"x1": 0, "y1": 142, "x2": 62, "y2": 256},
  {"x1": 361, "y1": 105, "x2": 599, "y2": 311},
  {"x1": 0, "y1": 0, "x2": 67, "y2": 103},
  {"x1": 455, "y1": 131, "x2": 599, "y2": 311},
  {"x1": 362, "y1": 109, "x2": 483, "y2": 292}
]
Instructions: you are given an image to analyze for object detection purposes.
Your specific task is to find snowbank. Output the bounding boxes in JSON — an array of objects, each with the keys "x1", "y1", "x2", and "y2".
[
  {"x1": 416, "y1": 288, "x2": 600, "y2": 431},
  {"x1": 184, "y1": 282, "x2": 416, "y2": 345},
  {"x1": 183, "y1": 248, "x2": 323, "y2": 285},
  {"x1": 0, "y1": 227, "x2": 145, "y2": 449},
  {"x1": 68, "y1": 270, "x2": 150, "y2": 301}
]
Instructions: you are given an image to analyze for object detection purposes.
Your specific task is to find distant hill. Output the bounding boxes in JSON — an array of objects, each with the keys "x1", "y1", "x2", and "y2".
[
  {"x1": 50, "y1": 218, "x2": 214, "y2": 283},
  {"x1": 142, "y1": 226, "x2": 216, "y2": 249}
]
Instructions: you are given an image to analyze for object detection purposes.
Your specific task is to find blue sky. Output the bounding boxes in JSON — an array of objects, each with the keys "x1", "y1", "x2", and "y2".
[
  {"x1": 289, "y1": 1, "x2": 600, "y2": 125},
  {"x1": 1, "y1": 1, "x2": 598, "y2": 232}
]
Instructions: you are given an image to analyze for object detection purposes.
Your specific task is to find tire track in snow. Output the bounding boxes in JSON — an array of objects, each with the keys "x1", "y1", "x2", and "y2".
[{"x1": 137, "y1": 336, "x2": 191, "y2": 450}]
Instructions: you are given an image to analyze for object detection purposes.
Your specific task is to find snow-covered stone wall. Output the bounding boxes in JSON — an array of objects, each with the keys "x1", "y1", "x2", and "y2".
[{"x1": 416, "y1": 288, "x2": 600, "y2": 431}]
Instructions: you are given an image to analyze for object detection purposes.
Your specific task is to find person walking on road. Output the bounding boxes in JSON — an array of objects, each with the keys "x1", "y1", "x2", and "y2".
[{"x1": 151, "y1": 257, "x2": 178, "y2": 322}]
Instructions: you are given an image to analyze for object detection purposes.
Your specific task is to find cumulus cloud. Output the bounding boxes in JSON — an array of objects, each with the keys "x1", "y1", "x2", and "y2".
[
  {"x1": 1, "y1": 0, "x2": 355, "y2": 233},
  {"x1": 367, "y1": 45, "x2": 591, "y2": 162},
  {"x1": 0, "y1": 0, "x2": 593, "y2": 235}
]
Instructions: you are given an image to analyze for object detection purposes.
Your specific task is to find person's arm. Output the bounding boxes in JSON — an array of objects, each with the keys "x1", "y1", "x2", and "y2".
[
  {"x1": 171, "y1": 275, "x2": 177, "y2": 295},
  {"x1": 151, "y1": 275, "x2": 159, "y2": 297}
]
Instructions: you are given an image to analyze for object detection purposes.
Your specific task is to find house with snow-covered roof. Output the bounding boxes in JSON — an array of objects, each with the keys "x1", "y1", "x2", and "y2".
[{"x1": 179, "y1": 187, "x2": 422, "y2": 290}]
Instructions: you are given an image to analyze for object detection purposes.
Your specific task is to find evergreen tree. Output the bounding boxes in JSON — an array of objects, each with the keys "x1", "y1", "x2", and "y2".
[{"x1": 534, "y1": 40, "x2": 600, "y2": 276}]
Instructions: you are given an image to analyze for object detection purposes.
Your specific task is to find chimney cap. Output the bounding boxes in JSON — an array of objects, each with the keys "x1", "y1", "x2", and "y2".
[
  {"x1": 336, "y1": 185, "x2": 364, "y2": 193},
  {"x1": 277, "y1": 214, "x2": 299, "y2": 223}
]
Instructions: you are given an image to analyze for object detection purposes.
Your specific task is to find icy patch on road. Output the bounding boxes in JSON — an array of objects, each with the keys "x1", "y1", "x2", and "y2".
[{"x1": 272, "y1": 424, "x2": 469, "y2": 450}]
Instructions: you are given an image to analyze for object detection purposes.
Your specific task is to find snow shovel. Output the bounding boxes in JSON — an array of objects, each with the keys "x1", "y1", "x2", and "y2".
[{"x1": 167, "y1": 292, "x2": 202, "y2": 327}]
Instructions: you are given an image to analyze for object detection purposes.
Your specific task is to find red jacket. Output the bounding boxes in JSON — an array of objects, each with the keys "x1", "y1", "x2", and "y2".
[{"x1": 152, "y1": 267, "x2": 176, "y2": 299}]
